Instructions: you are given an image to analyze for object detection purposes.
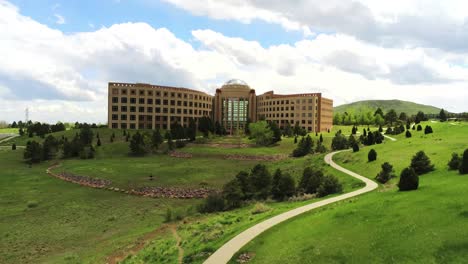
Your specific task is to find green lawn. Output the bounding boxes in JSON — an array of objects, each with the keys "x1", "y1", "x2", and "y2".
[
  {"x1": 0, "y1": 128, "x2": 19, "y2": 134},
  {"x1": 235, "y1": 121, "x2": 468, "y2": 263},
  {"x1": 121, "y1": 154, "x2": 362, "y2": 264},
  {"x1": 0, "y1": 148, "x2": 196, "y2": 264}
]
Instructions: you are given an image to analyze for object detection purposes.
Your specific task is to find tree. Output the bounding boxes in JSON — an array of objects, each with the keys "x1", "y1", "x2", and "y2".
[
  {"x1": 378, "y1": 125, "x2": 383, "y2": 133},
  {"x1": 447, "y1": 153, "x2": 461, "y2": 170},
  {"x1": 294, "y1": 136, "x2": 298, "y2": 144},
  {"x1": 223, "y1": 179, "x2": 243, "y2": 209},
  {"x1": 271, "y1": 169, "x2": 296, "y2": 201},
  {"x1": 385, "y1": 109, "x2": 398, "y2": 126},
  {"x1": 129, "y1": 132, "x2": 150, "y2": 155},
  {"x1": 352, "y1": 143, "x2": 359, "y2": 152},
  {"x1": 165, "y1": 131, "x2": 174, "y2": 151},
  {"x1": 331, "y1": 131, "x2": 348, "y2": 150},
  {"x1": 405, "y1": 130, "x2": 412, "y2": 138},
  {"x1": 198, "y1": 116, "x2": 214, "y2": 137},
  {"x1": 333, "y1": 113, "x2": 342, "y2": 125},
  {"x1": 415, "y1": 111, "x2": 426, "y2": 123},
  {"x1": 283, "y1": 122, "x2": 293, "y2": 137},
  {"x1": 459, "y1": 149, "x2": 468, "y2": 175},
  {"x1": 410, "y1": 151, "x2": 434, "y2": 175},
  {"x1": 244, "y1": 118, "x2": 251, "y2": 135},
  {"x1": 374, "y1": 114, "x2": 384, "y2": 126},
  {"x1": 299, "y1": 167, "x2": 324, "y2": 194},
  {"x1": 249, "y1": 164, "x2": 272, "y2": 200},
  {"x1": 398, "y1": 167, "x2": 419, "y2": 191},
  {"x1": 11, "y1": 121, "x2": 17, "y2": 128},
  {"x1": 12, "y1": 143, "x2": 16, "y2": 150},
  {"x1": 151, "y1": 129, "x2": 164, "y2": 150},
  {"x1": 19, "y1": 127, "x2": 24, "y2": 136},
  {"x1": 368, "y1": 149, "x2": 377, "y2": 162},
  {"x1": 317, "y1": 175, "x2": 342, "y2": 197},
  {"x1": 269, "y1": 121, "x2": 282, "y2": 143},
  {"x1": 424, "y1": 125, "x2": 433, "y2": 134},
  {"x1": 235, "y1": 171, "x2": 252, "y2": 200},
  {"x1": 375, "y1": 162, "x2": 396, "y2": 184},
  {"x1": 292, "y1": 135, "x2": 313, "y2": 157},
  {"x1": 374, "y1": 108, "x2": 383, "y2": 117},
  {"x1": 439, "y1": 109, "x2": 447, "y2": 122},
  {"x1": 42, "y1": 135, "x2": 59, "y2": 160},
  {"x1": 319, "y1": 134, "x2": 323, "y2": 143},
  {"x1": 249, "y1": 121, "x2": 274, "y2": 146},
  {"x1": 399, "y1": 112, "x2": 408, "y2": 121},
  {"x1": 187, "y1": 118, "x2": 197, "y2": 141},
  {"x1": 417, "y1": 124, "x2": 422, "y2": 131},
  {"x1": 24, "y1": 141, "x2": 42, "y2": 163},
  {"x1": 199, "y1": 193, "x2": 225, "y2": 213},
  {"x1": 97, "y1": 138, "x2": 102, "y2": 147}
]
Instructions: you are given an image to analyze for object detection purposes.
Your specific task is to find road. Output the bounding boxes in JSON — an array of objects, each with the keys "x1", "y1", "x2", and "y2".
[{"x1": 203, "y1": 150, "x2": 379, "y2": 264}]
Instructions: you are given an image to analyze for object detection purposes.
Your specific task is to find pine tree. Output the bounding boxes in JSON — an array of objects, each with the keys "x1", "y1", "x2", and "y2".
[
  {"x1": 405, "y1": 130, "x2": 412, "y2": 138},
  {"x1": 151, "y1": 129, "x2": 164, "y2": 150},
  {"x1": 24, "y1": 141, "x2": 42, "y2": 163},
  {"x1": 375, "y1": 162, "x2": 396, "y2": 184},
  {"x1": 447, "y1": 153, "x2": 461, "y2": 170},
  {"x1": 319, "y1": 134, "x2": 323, "y2": 143},
  {"x1": 97, "y1": 138, "x2": 101, "y2": 147},
  {"x1": 410, "y1": 151, "x2": 434, "y2": 175},
  {"x1": 368, "y1": 149, "x2": 377, "y2": 162},
  {"x1": 459, "y1": 149, "x2": 468, "y2": 175},
  {"x1": 398, "y1": 167, "x2": 419, "y2": 191},
  {"x1": 352, "y1": 143, "x2": 359, "y2": 152},
  {"x1": 299, "y1": 167, "x2": 324, "y2": 194},
  {"x1": 12, "y1": 143, "x2": 16, "y2": 150},
  {"x1": 439, "y1": 109, "x2": 447, "y2": 122}
]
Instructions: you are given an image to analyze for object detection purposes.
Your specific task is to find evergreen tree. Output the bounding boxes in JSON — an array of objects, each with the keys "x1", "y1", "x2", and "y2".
[
  {"x1": 274, "y1": 172, "x2": 295, "y2": 201},
  {"x1": 398, "y1": 167, "x2": 419, "y2": 191},
  {"x1": 374, "y1": 108, "x2": 384, "y2": 117},
  {"x1": 129, "y1": 132, "x2": 150, "y2": 155},
  {"x1": 165, "y1": 131, "x2": 174, "y2": 151},
  {"x1": 439, "y1": 109, "x2": 447, "y2": 122},
  {"x1": 244, "y1": 118, "x2": 251, "y2": 135},
  {"x1": 222, "y1": 179, "x2": 243, "y2": 209},
  {"x1": 283, "y1": 122, "x2": 293, "y2": 137},
  {"x1": 12, "y1": 143, "x2": 16, "y2": 150},
  {"x1": 331, "y1": 131, "x2": 348, "y2": 150},
  {"x1": 299, "y1": 167, "x2": 324, "y2": 194},
  {"x1": 151, "y1": 129, "x2": 164, "y2": 150},
  {"x1": 97, "y1": 138, "x2": 101, "y2": 147},
  {"x1": 405, "y1": 130, "x2": 412, "y2": 138},
  {"x1": 293, "y1": 122, "x2": 301, "y2": 136},
  {"x1": 235, "y1": 171, "x2": 252, "y2": 199},
  {"x1": 269, "y1": 121, "x2": 282, "y2": 143},
  {"x1": 459, "y1": 149, "x2": 468, "y2": 175},
  {"x1": 292, "y1": 135, "x2": 313, "y2": 157},
  {"x1": 19, "y1": 127, "x2": 24, "y2": 136},
  {"x1": 424, "y1": 125, "x2": 433, "y2": 134},
  {"x1": 249, "y1": 164, "x2": 272, "y2": 200},
  {"x1": 378, "y1": 125, "x2": 383, "y2": 133},
  {"x1": 417, "y1": 124, "x2": 422, "y2": 131},
  {"x1": 24, "y1": 141, "x2": 42, "y2": 163},
  {"x1": 352, "y1": 143, "x2": 359, "y2": 152},
  {"x1": 294, "y1": 136, "x2": 298, "y2": 144},
  {"x1": 79, "y1": 124, "x2": 94, "y2": 145},
  {"x1": 363, "y1": 129, "x2": 367, "y2": 137},
  {"x1": 375, "y1": 162, "x2": 396, "y2": 184},
  {"x1": 447, "y1": 153, "x2": 461, "y2": 170},
  {"x1": 368, "y1": 149, "x2": 377, "y2": 162},
  {"x1": 42, "y1": 135, "x2": 59, "y2": 160},
  {"x1": 317, "y1": 175, "x2": 342, "y2": 197},
  {"x1": 319, "y1": 134, "x2": 323, "y2": 143},
  {"x1": 410, "y1": 151, "x2": 434, "y2": 175},
  {"x1": 385, "y1": 109, "x2": 398, "y2": 126},
  {"x1": 415, "y1": 111, "x2": 426, "y2": 123},
  {"x1": 399, "y1": 112, "x2": 408, "y2": 121},
  {"x1": 187, "y1": 118, "x2": 197, "y2": 141}
]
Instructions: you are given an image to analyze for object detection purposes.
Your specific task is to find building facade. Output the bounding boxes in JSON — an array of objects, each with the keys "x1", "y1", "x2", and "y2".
[{"x1": 108, "y1": 80, "x2": 333, "y2": 132}]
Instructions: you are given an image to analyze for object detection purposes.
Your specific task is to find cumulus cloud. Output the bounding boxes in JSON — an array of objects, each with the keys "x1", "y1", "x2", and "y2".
[{"x1": 1, "y1": 0, "x2": 468, "y2": 123}]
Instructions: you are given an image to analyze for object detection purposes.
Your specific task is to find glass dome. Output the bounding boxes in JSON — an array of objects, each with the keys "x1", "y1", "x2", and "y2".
[{"x1": 224, "y1": 79, "x2": 248, "y2": 86}]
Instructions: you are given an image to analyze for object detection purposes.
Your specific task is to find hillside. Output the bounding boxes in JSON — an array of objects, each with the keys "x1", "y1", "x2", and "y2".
[{"x1": 334, "y1": 99, "x2": 441, "y2": 115}]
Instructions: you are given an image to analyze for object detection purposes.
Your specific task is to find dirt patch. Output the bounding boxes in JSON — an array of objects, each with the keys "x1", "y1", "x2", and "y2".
[
  {"x1": 224, "y1": 154, "x2": 288, "y2": 161},
  {"x1": 170, "y1": 225, "x2": 184, "y2": 264}
]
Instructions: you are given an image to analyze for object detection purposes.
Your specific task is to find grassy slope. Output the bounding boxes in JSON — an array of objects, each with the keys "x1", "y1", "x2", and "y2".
[
  {"x1": 236, "y1": 121, "x2": 468, "y2": 263},
  {"x1": 0, "y1": 148, "x2": 197, "y2": 264},
  {"x1": 122, "y1": 154, "x2": 362, "y2": 264},
  {"x1": 334, "y1": 99, "x2": 441, "y2": 115}
]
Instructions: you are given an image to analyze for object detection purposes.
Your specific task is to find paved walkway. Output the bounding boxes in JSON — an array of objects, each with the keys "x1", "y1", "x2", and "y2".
[
  {"x1": 0, "y1": 134, "x2": 19, "y2": 144},
  {"x1": 203, "y1": 150, "x2": 379, "y2": 264},
  {"x1": 383, "y1": 134, "x2": 397, "y2": 141}
]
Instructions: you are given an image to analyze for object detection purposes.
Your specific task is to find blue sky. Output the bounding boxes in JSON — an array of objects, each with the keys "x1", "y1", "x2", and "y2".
[
  {"x1": 9, "y1": 0, "x2": 305, "y2": 47},
  {"x1": 1, "y1": 0, "x2": 468, "y2": 123}
]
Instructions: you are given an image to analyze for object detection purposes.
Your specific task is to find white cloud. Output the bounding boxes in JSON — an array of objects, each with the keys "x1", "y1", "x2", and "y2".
[
  {"x1": 54, "y1": 14, "x2": 65, "y2": 24},
  {"x1": 0, "y1": 0, "x2": 467, "y2": 123}
]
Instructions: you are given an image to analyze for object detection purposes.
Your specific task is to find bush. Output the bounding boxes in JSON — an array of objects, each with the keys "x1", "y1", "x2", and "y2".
[
  {"x1": 410, "y1": 151, "x2": 434, "y2": 175},
  {"x1": 292, "y1": 135, "x2": 313, "y2": 157},
  {"x1": 11, "y1": 143, "x2": 16, "y2": 150},
  {"x1": 375, "y1": 162, "x2": 396, "y2": 184},
  {"x1": 368, "y1": 149, "x2": 377, "y2": 162},
  {"x1": 27, "y1": 201, "x2": 39, "y2": 208},
  {"x1": 223, "y1": 179, "x2": 243, "y2": 209},
  {"x1": 198, "y1": 193, "x2": 225, "y2": 213},
  {"x1": 417, "y1": 125, "x2": 422, "y2": 131},
  {"x1": 251, "y1": 202, "x2": 271, "y2": 214},
  {"x1": 398, "y1": 167, "x2": 419, "y2": 191},
  {"x1": 460, "y1": 149, "x2": 468, "y2": 175},
  {"x1": 352, "y1": 143, "x2": 359, "y2": 152},
  {"x1": 331, "y1": 131, "x2": 348, "y2": 150},
  {"x1": 405, "y1": 130, "x2": 412, "y2": 138},
  {"x1": 317, "y1": 175, "x2": 343, "y2": 197},
  {"x1": 447, "y1": 153, "x2": 461, "y2": 170},
  {"x1": 424, "y1": 125, "x2": 433, "y2": 134},
  {"x1": 299, "y1": 167, "x2": 324, "y2": 194},
  {"x1": 271, "y1": 169, "x2": 296, "y2": 201}
]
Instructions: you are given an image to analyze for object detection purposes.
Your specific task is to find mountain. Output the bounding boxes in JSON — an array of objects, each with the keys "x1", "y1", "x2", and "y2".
[{"x1": 334, "y1": 100, "x2": 442, "y2": 116}]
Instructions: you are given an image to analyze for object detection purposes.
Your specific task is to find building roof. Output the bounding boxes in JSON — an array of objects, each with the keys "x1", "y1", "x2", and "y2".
[{"x1": 224, "y1": 79, "x2": 248, "y2": 86}]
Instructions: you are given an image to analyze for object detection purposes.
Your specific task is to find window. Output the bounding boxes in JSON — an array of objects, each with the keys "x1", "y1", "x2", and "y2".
[
  {"x1": 147, "y1": 99, "x2": 153, "y2": 104},
  {"x1": 147, "y1": 107, "x2": 153, "y2": 113},
  {"x1": 121, "y1": 97, "x2": 128, "y2": 103},
  {"x1": 130, "y1": 98, "x2": 136, "y2": 104},
  {"x1": 130, "y1": 124, "x2": 135, "y2": 129},
  {"x1": 121, "y1": 106, "x2": 127, "y2": 112},
  {"x1": 112, "y1": 123, "x2": 118, "y2": 128},
  {"x1": 163, "y1": 100, "x2": 168, "y2": 105},
  {"x1": 130, "y1": 115, "x2": 136, "y2": 121},
  {"x1": 130, "y1": 89, "x2": 136, "y2": 95},
  {"x1": 139, "y1": 107, "x2": 144, "y2": 113},
  {"x1": 112, "y1": 97, "x2": 118, "y2": 103},
  {"x1": 122, "y1": 89, "x2": 127, "y2": 95},
  {"x1": 155, "y1": 99, "x2": 161, "y2": 105},
  {"x1": 139, "y1": 90, "x2": 144, "y2": 96},
  {"x1": 112, "y1": 106, "x2": 118, "y2": 112},
  {"x1": 112, "y1": 114, "x2": 118, "y2": 120},
  {"x1": 112, "y1": 89, "x2": 119, "y2": 95},
  {"x1": 139, "y1": 98, "x2": 145, "y2": 104},
  {"x1": 121, "y1": 114, "x2": 127, "y2": 120},
  {"x1": 130, "y1": 106, "x2": 136, "y2": 112},
  {"x1": 121, "y1": 123, "x2": 127, "y2": 129}
]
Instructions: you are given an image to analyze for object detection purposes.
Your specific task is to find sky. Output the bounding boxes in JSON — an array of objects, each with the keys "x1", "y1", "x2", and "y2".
[{"x1": 0, "y1": 0, "x2": 467, "y2": 123}]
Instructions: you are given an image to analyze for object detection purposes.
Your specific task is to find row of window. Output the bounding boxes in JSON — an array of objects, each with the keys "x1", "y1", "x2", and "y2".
[
  {"x1": 111, "y1": 97, "x2": 211, "y2": 109},
  {"x1": 262, "y1": 112, "x2": 319, "y2": 118},
  {"x1": 258, "y1": 105, "x2": 318, "y2": 112},
  {"x1": 258, "y1": 98, "x2": 318, "y2": 106},
  {"x1": 111, "y1": 88, "x2": 211, "y2": 102},
  {"x1": 111, "y1": 105, "x2": 210, "y2": 115},
  {"x1": 112, "y1": 115, "x2": 198, "y2": 122}
]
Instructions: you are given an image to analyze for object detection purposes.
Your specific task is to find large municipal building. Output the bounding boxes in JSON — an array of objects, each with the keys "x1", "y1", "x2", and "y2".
[{"x1": 108, "y1": 79, "x2": 333, "y2": 133}]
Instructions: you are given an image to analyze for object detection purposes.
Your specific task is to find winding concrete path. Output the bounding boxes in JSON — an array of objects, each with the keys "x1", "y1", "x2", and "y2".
[
  {"x1": 203, "y1": 150, "x2": 379, "y2": 264},
  {"x1": 383, "y1": 134, "x2": 397, "y2": 141}
]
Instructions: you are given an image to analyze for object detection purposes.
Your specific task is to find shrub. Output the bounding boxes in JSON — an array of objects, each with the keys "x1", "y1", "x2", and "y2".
[
  {"x1": 223, "y1": 179, "x2": 243, "y2": 209},
  {"x1": 331, "y1": 131, "x2": 348, "y2": 150},
  {"x1": 96, "y1": 138, "x2": 101, "y2": 147},
  {"x1": 375, "y1": 162, "x2": 396, "y2": 184},
  {"x1": 317, "y1": 175, "x2": 343, "y2": 197},
  {"x1": 292, "y1": 135, "x2": 313, "y2": 157},
  {"x1": 271, "y1": 169, "x2": 296, "y2": 201},
  {"x1": 424, "y1": 125, "x2": 433, "y2": 134},
  {"x1": 368, "y1": 149, "x2": 377, "y2": 162},
  {"x1": 417, "y1": 125, "x2": 422, "y2": 131},
  {"x1": 12, "y1": 143, "x2": 16, "y2": 150},
  {"x1": 251, "y1": 202, "x2": 271, "y2": 214},
  {"x1": 398, "y1": 167, "x2": 419, "y2": 191},
  {"x1": 27, "y1": 201, "x2": 38, "y2": 208},
  {"x1": 352, "y1": 143, "x2": 359, "y2": 152},
  {"x1": 460, "y1": 149, "x2": 468, "y2": 175},
  {"x1": 410, "y1": 151, "x2": 434, "y2": 175},
  {"x1": 198, "y1": 193, "x2": 225, "y2": 213},
  {"x1": 299, "y1": 167, "x2": 324, "y2": 194},
  {"x1": 447, "y1": 153, "x2": 461, "y2": 170},
  {"x1": 405, "y1": 130, "x2": 412, "y2": 138}
]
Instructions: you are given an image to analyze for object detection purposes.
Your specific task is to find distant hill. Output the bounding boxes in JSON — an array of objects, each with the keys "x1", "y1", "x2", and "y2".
[{"x1": 334, "y1": 100, "x2": 441, "y2": 116}]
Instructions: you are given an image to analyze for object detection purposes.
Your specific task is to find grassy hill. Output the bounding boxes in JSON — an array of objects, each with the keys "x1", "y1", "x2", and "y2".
[
  {"x1": 334, "y1": 99, "x2": 442, "y2": 115},
  {"x1": 236, "y1": 121, "x2": 468, "y2": 263}
]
